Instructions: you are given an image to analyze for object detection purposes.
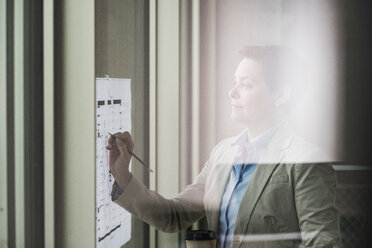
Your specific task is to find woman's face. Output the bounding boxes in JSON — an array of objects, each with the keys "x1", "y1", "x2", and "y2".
[{"x1": 229, "y1": 58, "x2": 279, "y2": 127}]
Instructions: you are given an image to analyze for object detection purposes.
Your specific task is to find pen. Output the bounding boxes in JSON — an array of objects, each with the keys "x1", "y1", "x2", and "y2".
[{"x1": 108, "y1": 132, "x2": 153, "y2": 173}]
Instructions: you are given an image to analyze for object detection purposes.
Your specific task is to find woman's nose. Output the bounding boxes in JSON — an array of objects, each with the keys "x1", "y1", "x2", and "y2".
[{"x1": 228, "y1": 84, "x2": 239, "y2": 99}]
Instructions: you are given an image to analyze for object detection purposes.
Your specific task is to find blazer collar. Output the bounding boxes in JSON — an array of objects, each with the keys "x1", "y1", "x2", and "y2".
[
  {"x1": 206, "y1": 145, "x2": 239, "y2": 233},
  {"x1": 232, "y1": 122, "x2": 295, "y2": 243},
  {"x1": 206, "y1": 123, "x2": 295, "y2": 236}
]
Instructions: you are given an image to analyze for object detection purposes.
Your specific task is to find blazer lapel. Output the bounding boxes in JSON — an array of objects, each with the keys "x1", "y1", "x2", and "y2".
[
  {"x1": 233, "y1": 123, "x2": 295, "y2": 241},
  {"x1": 205, "y1": 145, "x2": 239, "y2": 233}
]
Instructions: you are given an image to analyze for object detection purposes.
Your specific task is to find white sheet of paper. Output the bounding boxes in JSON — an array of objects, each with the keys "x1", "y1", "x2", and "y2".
[{"x1": 96, "y1": 78, "x2": 131, "y2": 248}]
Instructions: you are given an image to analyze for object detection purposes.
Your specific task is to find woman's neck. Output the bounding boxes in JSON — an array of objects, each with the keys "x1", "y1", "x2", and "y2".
[{"x1": 246, "y1": 118, "x2": 283, "y2": 140}]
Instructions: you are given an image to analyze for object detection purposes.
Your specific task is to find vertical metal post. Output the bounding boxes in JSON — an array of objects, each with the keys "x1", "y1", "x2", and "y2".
[
  {"x1": 54, "y1": 0, "x2": 95, "y2": 246},
  {"x1": 0, "y1": 0, "x2": 8, "y2": 246},
  {"x1": 152, "y1": 0, "x2": 180, "y2": 246},
  {"x1": 191, "y1": 0, "x2": 200, "y2": 181},
  {"x1": 14, "y1": 0, "x2": 26, "y2": 246},
  {"x1": 44, "y1": 0, "x2": 55, "y2": 247},
  {"x1": 149, "y1": 1, "x2": 157, "y2": 246}
]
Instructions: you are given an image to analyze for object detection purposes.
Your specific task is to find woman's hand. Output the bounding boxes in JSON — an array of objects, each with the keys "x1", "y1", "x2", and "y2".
[{"x1": 106, "y1": 131, "x2": 134, "y2": 189}]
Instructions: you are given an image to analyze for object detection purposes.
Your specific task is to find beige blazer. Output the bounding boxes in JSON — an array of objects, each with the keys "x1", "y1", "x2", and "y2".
[{"x1": 113, "y1": 123, "x2": 340, "y2": 247}]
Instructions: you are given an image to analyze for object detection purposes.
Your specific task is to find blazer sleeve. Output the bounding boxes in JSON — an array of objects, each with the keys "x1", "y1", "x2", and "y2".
[
  {"x1": 294, "y1": 162, "x2": 341, "y2": 247},
  {"x1": 111, "y1": 160, "x2": 211, "y2": 233}
]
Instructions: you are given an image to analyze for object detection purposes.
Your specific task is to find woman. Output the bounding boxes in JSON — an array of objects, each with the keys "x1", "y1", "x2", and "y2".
[{"x1": 107, "y1": 46, "x2": 340, "y2": 248}]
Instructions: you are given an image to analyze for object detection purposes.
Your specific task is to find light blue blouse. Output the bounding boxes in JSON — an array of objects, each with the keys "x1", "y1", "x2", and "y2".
[{"x1": 218, "y1": 124, "x2": 282, "y2": 248}]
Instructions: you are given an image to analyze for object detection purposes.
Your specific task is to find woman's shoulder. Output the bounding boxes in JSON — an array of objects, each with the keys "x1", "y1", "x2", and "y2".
[
  {"x1": 208, "y1": 135, "x2": 241, "y2": 162},
  {"x1": 284, "y1": 134, "x2": 331, "y2": 163}
]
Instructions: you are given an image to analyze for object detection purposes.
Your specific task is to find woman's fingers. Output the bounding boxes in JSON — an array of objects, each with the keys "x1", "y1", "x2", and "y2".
[
  {"x1": 115, "y1": 137, "x2": 130, "y2": 157},
  {"x1": 106, "y1": 132, "x2": 122, "y2": 149},
  {"x1": 106, "y1": 131, "x2": 134, "y2": 165},
  {"x1": 106, "y1": 131, "x2": 135, "y2": 162},
  {"x1": 115, "y1": 131, "x2": 134, "y2": 152}
]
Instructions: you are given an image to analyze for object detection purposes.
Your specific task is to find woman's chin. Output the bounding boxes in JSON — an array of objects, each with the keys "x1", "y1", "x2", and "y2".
[{"x1": 231, "y1": 114, "x2": 249, "y2": 125}]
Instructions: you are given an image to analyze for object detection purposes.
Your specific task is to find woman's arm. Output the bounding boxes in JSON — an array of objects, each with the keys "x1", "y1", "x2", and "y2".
[
  {"x1": 294, "y1": 162, "x2": 340, "y2": 247},
  {"x1": 112, "y1": 164, "x2": 209, "y2": 232}
]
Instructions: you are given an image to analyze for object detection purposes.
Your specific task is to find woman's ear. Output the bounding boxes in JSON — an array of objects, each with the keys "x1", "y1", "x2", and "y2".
[{"x1": 275, "y1": 86, "x2": 291, "y2": 106}]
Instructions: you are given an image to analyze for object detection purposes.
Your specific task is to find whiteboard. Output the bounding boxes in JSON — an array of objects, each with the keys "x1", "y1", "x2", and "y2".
[{"x1": 96, "y1": 78, "x2": 131, "y2": 248}]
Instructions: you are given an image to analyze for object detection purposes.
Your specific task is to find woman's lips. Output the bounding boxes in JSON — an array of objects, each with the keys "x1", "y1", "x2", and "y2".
[{"x1": 231, "y1": 104, "x2": 243, "y2": 108}]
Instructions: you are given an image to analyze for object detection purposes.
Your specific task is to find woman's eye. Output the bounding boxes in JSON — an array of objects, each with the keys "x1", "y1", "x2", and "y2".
[
  {"x1": 242, "y1": 83, "x2": 253, "y2": 89},
  {"x1": 232, "y1": 81, "x2": 253, "y2": 90}
]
